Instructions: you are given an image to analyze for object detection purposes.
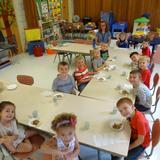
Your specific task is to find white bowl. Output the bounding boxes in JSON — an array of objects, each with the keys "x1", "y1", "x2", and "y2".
[
  {"x1": 53, "y1": 93, "x2": 64, "y2": 100},
  {"x1": 97, "y1": 77, "x2": 106, "y2": 81},
  {"x1": 41, "y1": 90, "x2": 53, "y2": 97},
  {"x1": 110, "y1": 120, "x2": 123, "y2": 132},
  {"x1": 28, "y1": 118, "x2": 41, "y2": 127},
  {"x1": 7, "y1": 84, "x2": 17, "y2": 90}
]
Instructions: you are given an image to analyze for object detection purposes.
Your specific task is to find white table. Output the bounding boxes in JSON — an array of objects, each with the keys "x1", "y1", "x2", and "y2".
[
  {"x1": 0, "y1": 82, "x2": 131, "y2": 157},
  {"x1": 81, "y1": 48, "x2": 134, "y2": 102},
  {"x1": 52, "y1": 43, "x2": 93, "y2": 55}
]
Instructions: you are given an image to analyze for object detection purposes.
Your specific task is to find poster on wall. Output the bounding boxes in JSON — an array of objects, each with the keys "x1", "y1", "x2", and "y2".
[{"x1": 41, "y1": 1, "x2": 49, "y2": 14}]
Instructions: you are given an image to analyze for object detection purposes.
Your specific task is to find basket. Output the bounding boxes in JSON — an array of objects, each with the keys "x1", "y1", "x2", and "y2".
[{"x1": 46, "y1": 49, "x2": 57, "y2": 55}]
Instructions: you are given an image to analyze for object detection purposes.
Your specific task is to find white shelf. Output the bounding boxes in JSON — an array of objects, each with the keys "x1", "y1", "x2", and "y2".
[{"x1": 41, "y1": 20, "x2": 53, "y2": 25}]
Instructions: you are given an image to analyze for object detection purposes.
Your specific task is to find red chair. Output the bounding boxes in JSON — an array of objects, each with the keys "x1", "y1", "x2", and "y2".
[
  {"x1": 150, "y1": 73, "x2": 159, "y2": 96},
  {"x1": 17, "y1": 75, "x2": 34, "y2": 86},
  {"x1": 144, "y1": 86, "x2": 160, "y2": 121},
  {"x1": 150, "y1": 63, "x2": 154, "y2": 74},
  {"x1": 144, "y1": 119, "x2": 160, "y2": 159}
]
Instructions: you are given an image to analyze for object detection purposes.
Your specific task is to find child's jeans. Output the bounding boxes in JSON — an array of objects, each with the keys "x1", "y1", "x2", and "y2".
[
  {"x1": 135, "y1": 103, "x2": 150, "y2": 112},
  {"x1": 78, "y1": 82, "x2": 89, "y2": 92},
  {"x1": 112, "y1": 145, "x2": 145, "y2": 160}
]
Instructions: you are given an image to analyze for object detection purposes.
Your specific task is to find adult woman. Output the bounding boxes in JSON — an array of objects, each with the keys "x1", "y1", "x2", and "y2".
[{"x1": 96, "y1": 21, "x2": 111, "y2": 45}]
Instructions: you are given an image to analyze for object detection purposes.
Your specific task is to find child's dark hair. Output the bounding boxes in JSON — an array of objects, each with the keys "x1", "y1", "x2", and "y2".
[
  {"x1": 130, "y1": 52, "x2": 139, "y2": 58},
  {"x1": 143, "y1": 38, "x2": 150, "y2": 44},
  {"x1": 0, "y1": 101, "x2": 15, "y2": 113},
  {"x1": 58, "y1": 61, "x2": 69, "y2": 70},
  {"x1": 51, "y1": 112, "x2": 77, "y2": 131},
  {"x1": 117, "y1": 97, "x2": 133, "y2": 107},
  {"x1": 130, "y1": 69, "x2": 141, "y2": 77}
]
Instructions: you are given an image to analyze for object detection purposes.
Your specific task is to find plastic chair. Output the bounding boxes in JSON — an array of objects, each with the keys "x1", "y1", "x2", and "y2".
[
  {"x1": 17, "y1": 75, "x2": 34, "y2": 85},
  {"x1": 150, "y1": 73, "x2": 159, "y2": 96},
  {"x1": 0, "y1": 144, "x2": 16, "y2": 160},
  {"x1": 144, "y1": 119, "x2": 160, "y2": 159},
  {"x1": 150, "y1": 63, "x2": 154, "y2": 74},
  {"x1": 144, "y1": 86, "x2": 160, "y2": 121}
]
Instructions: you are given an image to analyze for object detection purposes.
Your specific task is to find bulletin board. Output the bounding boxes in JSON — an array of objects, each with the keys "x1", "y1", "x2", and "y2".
[{"x1": 24, "y1": 28, "x2": 41, "y2": 42}]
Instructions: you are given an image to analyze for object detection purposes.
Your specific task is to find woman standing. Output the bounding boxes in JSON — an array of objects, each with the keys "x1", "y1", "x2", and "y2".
[{"x1": 96, "y1": 21, "x2": 111, "y2": 45}]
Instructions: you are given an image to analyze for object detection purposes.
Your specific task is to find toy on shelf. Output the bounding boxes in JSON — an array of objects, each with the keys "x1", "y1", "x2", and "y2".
[
  {"x1": 48, "y1": 0, "x2": 62, "y2": 22},
  {"x1": 132, "y1": 17, "x2": 150, "y2": 36}
]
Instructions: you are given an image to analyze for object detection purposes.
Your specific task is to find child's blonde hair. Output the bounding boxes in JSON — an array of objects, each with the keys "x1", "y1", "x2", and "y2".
[
  {"x1": 92, "y1": 49, "x2": 100, "y2": 57},
  {"x1": 139, "y1": 55, "x2": 150, "y2": 63},
  {"x1": 51, "y1": 113, "x2": 77, "y2": 131},
  {"x1": 75, "y1": 55, "x2": 85, "y2": 64}
]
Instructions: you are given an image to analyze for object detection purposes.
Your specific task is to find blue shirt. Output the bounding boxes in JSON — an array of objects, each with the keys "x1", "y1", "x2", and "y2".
[
  {"x1": 117, "y1": 40, "x2": 129, "y2": 48},
  {"x1": 52, "y1": 74, "x2": 75, "y2": 94},
  {"x1": 96, "y1": 31, "x2": 111, "y2": 43},
  {"x1": 135, "y1": 83, "x2": 152, "y2": 109},
  {"x1": 92, "y1": 57, "x2": 105, "y2": 71}
]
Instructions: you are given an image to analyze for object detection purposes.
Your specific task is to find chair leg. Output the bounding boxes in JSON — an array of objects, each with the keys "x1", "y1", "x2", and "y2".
[
  {"x1": 78, "y1": 155, "x2": 82, "y2": 160},
  {"x1": 58, "y1": 53, "x2": 61, "y2": 62},
  {"x1": 53, "y1": 53, "x2": 58, "y2": 62},
  {"x1": 97, "y1": 150, "x2": 101, "y2": 160},
  {"x1": 150, "y1": 113, "x2": 155, "y2": 121},
  {"x1": 151, "y1": 87, "x2": 156, "y2": 96}
]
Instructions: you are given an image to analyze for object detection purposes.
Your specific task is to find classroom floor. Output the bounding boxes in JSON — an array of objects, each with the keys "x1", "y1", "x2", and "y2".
[{"x1": 0, "y1": 50, "x2": 160, "y2": 160}]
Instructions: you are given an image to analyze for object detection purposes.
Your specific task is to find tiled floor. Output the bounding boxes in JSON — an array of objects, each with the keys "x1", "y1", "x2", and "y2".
[{"x1": 0, "y1": 51, "x2": 160, "y2": 160}]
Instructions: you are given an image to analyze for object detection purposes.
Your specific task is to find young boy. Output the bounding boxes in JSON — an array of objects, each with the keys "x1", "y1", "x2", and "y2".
[
  {"x1": 139, "y1": 56, "x2": 151, "y2": 88},
  {"x1": 129, "y1": 70, "x2": 152, "y2": 112},
  {"x1": 112, "y1": 97, "x2": 150, "y2": 160},
  {"x1": 92, "y1": 49, "x2": 107, "y2": 72},
  {"x1": 141, "y1": 39, "x2": 151, "y2": 58},
  {"x1": 52, "y1": 61, "x2": 75, "y2": 94},
  {"x1": 100, "y1": 43, "x2": 109, "y2": 61},
  {"x1": 129, "y1": 52, "x2": 140, "y2": 70},
  {"x1": 116, "y1": 32, "x2": 129, "y2": 48},
  {"x1": 74, "y1": 55, "x2": 93, "y2": 92}
]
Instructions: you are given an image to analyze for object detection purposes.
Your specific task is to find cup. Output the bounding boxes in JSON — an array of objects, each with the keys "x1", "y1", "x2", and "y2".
[{"x1": 32, "y1": 110, "x2": 38, "y2": 118}]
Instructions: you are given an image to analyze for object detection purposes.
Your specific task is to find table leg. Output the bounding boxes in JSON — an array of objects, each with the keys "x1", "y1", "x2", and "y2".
[{"x1": 97, "y1": 150, "x2": 101, "y2": 160}]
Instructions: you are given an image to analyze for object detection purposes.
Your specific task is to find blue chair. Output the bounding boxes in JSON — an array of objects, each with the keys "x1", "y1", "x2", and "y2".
[{"x1": 111, "y1": 22, "x2": 128, "y2": 37}]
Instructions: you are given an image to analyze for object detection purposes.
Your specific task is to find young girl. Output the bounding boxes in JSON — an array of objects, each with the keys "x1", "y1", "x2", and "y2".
[
  {"x1": 41, "y1": 113, "x2": 80, "y2": 160},
  {"x1": 74, "y1": 55, "x2": 93, "y2": 92},
  {"x1": 0, "y1": 101, "x2": 37, "y2": 154}
]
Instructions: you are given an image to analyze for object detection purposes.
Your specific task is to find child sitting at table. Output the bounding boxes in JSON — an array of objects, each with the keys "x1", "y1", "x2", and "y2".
[
  {"x1": 74, "y1": 55, "x2": 93, "y2": 92},
  {"x1": 141, "y1": 38, "x2": 151, "y2": 58},
  {"x1": 129, "y1": 51, "x2": 140, "y2": 70},
  {"x1": 41, "y1": 112, "x2": 80, "y2": 160},
  {"x1": 92, "y1": 49, "x2": 108, "y2": 72},
  {"x1": 112, "y1": 97, "x2": 150, "y2": 160},
  {"x1": 129, "y1": 70, "x2": 152, "y2": 112},
  {"x1": 100, "y1": 43, "x2": 109, "y2": 61},
  {"x1": 139, "y1": 56, "x2": 151, "y2": 88},
  {"x1": 52, "y1": 61, "x2": 76, "y2": 94},
  {"x1": 116, "y1": 32, "x2": 130, "y2": 48},
  {"x1": 0, "y1": 101, "x2": 37, "y2": 154}
]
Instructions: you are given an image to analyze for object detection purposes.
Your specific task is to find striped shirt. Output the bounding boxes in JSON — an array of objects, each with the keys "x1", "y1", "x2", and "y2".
[{"x1": 74, "y1": 66, "x2": 89, "y2": 84}]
